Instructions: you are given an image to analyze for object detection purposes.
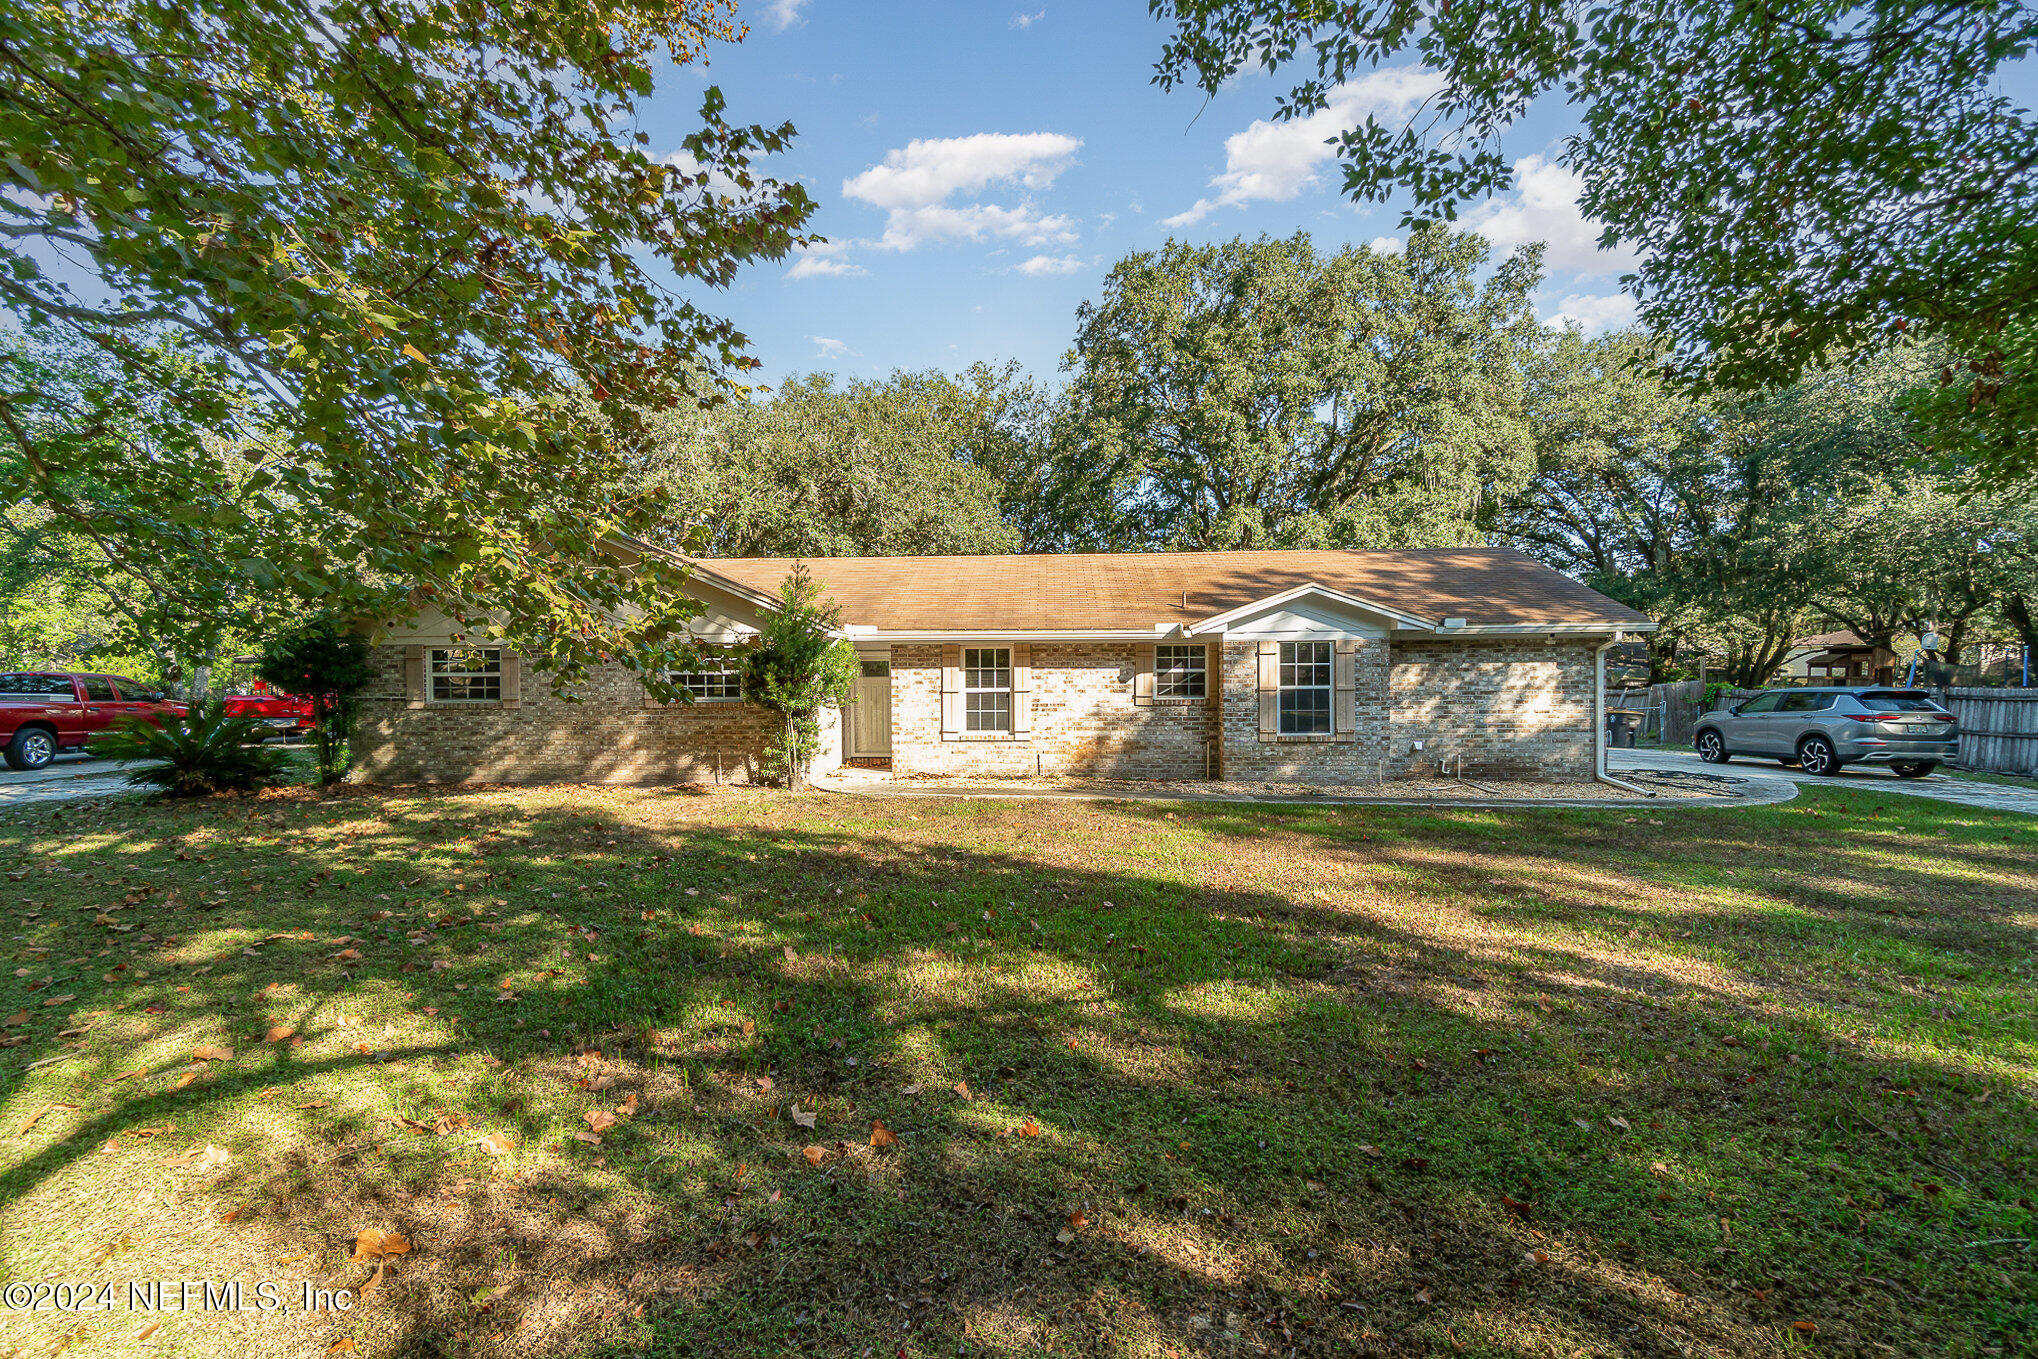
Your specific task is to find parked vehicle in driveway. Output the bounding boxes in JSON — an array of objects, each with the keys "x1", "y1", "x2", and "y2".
[
  {"x1": 0, "y1": 672, "x2": 188, "y2": 770},
  {"x1": 1694, "y1": 687, "x2": 1959, "y2": 777},
  {"x1": 221, "y1": 688, "x2": 314, "y2": 739}
]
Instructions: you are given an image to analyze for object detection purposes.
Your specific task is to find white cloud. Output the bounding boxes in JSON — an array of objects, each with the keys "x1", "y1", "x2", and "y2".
[
  {"x1": 1462, "y1": 155, "x2": 1641, "y2": 276},
  {"x1": 808, "y1": 335, "x2": 852, "y2": 356},
  {"x1": 843, "y1": 132, "x2": 1083, "y2": 251},
  {"x1": 764, "y1": 0, "x2": 807, "y2": 31},
  {"x1": 1543, "y1": 291, "x2": 1638, "y2": 331},
  {"x1": 1368, "y1": 235, "x2": 1404, "y2": 255},
  {"x1": 1163, "y1": 68, "x2": 1445, "y2": 227},
  {"x1": 662, "y1": 150, "x2": 748, "y2": 204},
  {"x1": 1016, "y1": 254, "x2": 1084, "y2": 276},
  {"x1": 785, "y1": 238, "x2": 864, "y2": 280},
  {"x1": 1011, "y1": 8, "x2": 1045, "y2": 27}
]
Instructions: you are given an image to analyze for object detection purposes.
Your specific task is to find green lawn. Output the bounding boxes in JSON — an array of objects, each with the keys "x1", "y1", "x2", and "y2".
[{"x1": 0, "y1": 784, "x2": 2032, "y2": 1359}]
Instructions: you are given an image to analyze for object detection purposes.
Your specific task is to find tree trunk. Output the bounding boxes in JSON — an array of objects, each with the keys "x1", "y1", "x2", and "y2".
[
  {"x1": 187, "y1": 660, "x2": 212, "y2": 706},
  {"x1": 2005, "y1": 594, "x2": 2038, "y2": 664}
]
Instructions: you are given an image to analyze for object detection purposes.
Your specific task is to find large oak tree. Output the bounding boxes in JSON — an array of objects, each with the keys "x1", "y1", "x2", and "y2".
[{"x1": 1, "y1": 0, "x2": 812, "y2": 686}]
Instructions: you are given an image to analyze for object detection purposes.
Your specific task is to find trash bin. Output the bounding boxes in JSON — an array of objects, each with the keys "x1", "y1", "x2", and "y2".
[{"x1": 1607, "y1": 711, "x2": 1642, "y2": 748}]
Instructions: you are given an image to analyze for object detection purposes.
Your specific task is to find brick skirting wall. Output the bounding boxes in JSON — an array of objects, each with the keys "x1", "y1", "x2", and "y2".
[
  {"x1": 890, "y1": 643, "x2": 1219, "y2": 779},
  {"x1": 349, "y1": 646, "x2": 781, "y2": 785}
]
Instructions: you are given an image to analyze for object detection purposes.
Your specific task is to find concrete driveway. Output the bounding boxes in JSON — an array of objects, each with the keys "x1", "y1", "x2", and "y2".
[
  {"x1": 0, "y1": 753, "x2": 145, "y2": 810},
  {"x1": 1610, "y1": 747, "x2": 2038, "y2": 817}
]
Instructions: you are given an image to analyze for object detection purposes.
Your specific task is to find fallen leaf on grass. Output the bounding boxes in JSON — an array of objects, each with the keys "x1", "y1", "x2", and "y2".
[
  {"x1": 349, "y1": 1228, "x2": 412, "y2": 1263},
  {"x1": 953, "y1": 1081, "x2": 971, "y2": 1100},
  {"x1": 327, "y1": 1341, "x2": 357, "y2": 1356},
  {"x1": 869, "y1": 1119, "x2": 898, "y2": 1148},
  {"x1": 789, "y1": 1104, "x2": 817, "y2": 1129},
  {"x1": 18, "y1": 1102, "x2": 78, "y2": 1135},
  {"x1": 172, "y1": 1072, "x2": 198, "y2": 1089},
  {"x1": 584, "y1": 1109, "x2": 618, "y2": 1133},
  {"x1": 801, "y1": 1145, "x2": 825, "y2": 1166},
  {"x1": 1792, "y1": 1320, "x2": 1817, "y2": 1335},
  {"x1": 1018, "y1": 1119, "x2": 1041, "y2": 1138},
  {"x1": 264, "y1": 1026, "x2": 295, "y2": 1044},
  {"x1": 479, "y1": 1132, "x2": 515, "y2": 1156},
  {"x1": 192, "y1": 1044, "x2": 232, "y2": 1062},
  {"x1": 135, "y1": 1320, "x2": 161, "y2": 1341}
]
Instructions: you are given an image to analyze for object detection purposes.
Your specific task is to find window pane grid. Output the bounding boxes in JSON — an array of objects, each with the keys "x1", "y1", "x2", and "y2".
[
  {"x1": 1155, "y1": 644, "x2": 1206, "y2": 700},
  {"x1": 430, "y1": 648, "x2": 502, "y2": 703},
  {"x1": 672, "y1": 663, "x2": 743, "y2": 701},
  {"x1": 1277, "y1": 641, "x2": 1333, "y2": 734},
  {"x1": 963, "y1": 647, "x2": 1012, "y2": 732}
]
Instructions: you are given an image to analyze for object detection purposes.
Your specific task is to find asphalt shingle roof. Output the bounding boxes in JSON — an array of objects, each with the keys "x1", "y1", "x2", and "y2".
[{"x1": 688, "y1": 548, "x2": 1651, "y2": 633}]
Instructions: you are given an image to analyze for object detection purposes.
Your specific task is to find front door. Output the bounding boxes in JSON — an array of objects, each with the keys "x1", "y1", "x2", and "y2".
[{"x1": 850, "y1": 658, "x2": 891, "y2": 757}]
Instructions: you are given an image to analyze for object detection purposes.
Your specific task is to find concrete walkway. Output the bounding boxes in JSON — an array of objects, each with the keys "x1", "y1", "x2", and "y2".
[
  {"x1": 815, "y1": 767, "x2": 1797, "y2": 811},
  {"x1": 1609, "y1": 748, "x2": 2038, "y2": 817}
]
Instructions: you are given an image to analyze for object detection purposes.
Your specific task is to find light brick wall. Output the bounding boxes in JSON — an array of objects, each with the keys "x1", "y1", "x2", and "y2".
[
  {"x1": 1384, "y1": 639, "x2": 1596, "y2": 779},
  {"x1": 348, "y1": 644, "x2": 838, "y2": 785},
  {"x1": 352, "y1": 636, "x2": 1597, "y2": 787},
  {"x1": 1217, "y1": 639, "x2": 1394, "y2": 782},
  {"x1": 890, "y1": 643, "x2": 1219, "y2": 779},
  {"x1": 1216, "y1": 637, "x2": 1597, "y2": 782}
]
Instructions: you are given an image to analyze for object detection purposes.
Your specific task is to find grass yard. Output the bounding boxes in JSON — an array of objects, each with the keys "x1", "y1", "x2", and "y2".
[{"x1": 0, "y1": 784, "x2": 2033, "y2": 1359}]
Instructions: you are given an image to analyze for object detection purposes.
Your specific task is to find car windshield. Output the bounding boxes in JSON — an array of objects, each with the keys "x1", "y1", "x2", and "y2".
[
  {"x1": 1857, "y1": 691, "x2": 1942, "y2": 713},
  {"x1": 0, "y1": 674, "x2": 74, "y2": 697}
]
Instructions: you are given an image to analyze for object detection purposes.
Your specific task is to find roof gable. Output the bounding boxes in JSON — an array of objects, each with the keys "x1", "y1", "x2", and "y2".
[{"x1": 1187, "y1": 583, "x2": 1432, "y2": 636}]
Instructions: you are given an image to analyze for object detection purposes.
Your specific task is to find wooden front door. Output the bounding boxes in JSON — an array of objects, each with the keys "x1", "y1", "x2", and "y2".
[{"x1": 850, "y1": 658, "x2": 891, "y2": 756}]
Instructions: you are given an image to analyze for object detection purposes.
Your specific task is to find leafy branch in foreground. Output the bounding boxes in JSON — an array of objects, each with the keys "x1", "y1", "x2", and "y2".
[{"x1": 2, "y1": 0, "x2": 815, "y2": 685}]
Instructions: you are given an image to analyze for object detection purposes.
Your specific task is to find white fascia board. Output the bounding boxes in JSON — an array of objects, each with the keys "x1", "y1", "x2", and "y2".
[
  {"x1": 1187, "y1": 582, "x2": 1437, "y2": 635},
  {"x1": 860, "y1": 630, "x2": 1174, "y2": 643},
  {"x1": 1399, "y1": 622, "x2": 1656, "y2": 636}
]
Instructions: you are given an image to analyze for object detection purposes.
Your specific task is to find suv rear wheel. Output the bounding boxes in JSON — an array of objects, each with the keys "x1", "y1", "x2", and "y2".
[
  {"x1": 1797, "y1": 734, "x2": 1839, "y2": 776},
  {"x1": 1695, "y1": 730, "x2": 1730, "y2": 763},
  {"x1": 4, "y1": 726, "x2": 57, "y2": 771}
]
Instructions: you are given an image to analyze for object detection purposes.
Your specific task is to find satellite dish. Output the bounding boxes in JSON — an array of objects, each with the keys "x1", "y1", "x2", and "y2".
[{"x1": 1921, "y1": 631, "x2": 1941, "y2": 653}]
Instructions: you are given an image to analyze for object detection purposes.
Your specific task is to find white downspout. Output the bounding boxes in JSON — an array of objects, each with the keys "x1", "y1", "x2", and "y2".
[{"x1": 1595, "y1": 633, "x2": 1654, "y2": 796}]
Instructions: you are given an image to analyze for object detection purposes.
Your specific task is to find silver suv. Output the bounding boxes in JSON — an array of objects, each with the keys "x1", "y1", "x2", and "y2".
[{"x1": 1694, "y1": 687, "x2": 1959, "y2": 778}]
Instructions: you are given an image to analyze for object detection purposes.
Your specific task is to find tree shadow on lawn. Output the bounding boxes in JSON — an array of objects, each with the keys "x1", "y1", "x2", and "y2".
[{"x1": 0, "y1": 788, "x2": 2032, "y2": 1359}]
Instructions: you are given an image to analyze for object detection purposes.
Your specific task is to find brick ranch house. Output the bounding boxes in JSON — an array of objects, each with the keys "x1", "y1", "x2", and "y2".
[{"x1": 350, "y1": 546, "x2": 1654, "y2": 787}]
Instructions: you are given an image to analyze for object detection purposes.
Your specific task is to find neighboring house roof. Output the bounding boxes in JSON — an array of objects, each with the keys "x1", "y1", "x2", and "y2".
[
  {"x1": 1797, "y1": 629, "x2": 1871, "y2": 649},
  {"x1": 685, "y1": 548, "x2": 1652, "y2": 635}
]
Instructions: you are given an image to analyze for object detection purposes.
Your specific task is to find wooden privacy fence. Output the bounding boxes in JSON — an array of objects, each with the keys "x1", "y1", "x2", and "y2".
[
  {"x1": 1691, "y1": 685, "x2": 2038, "y2": 775},
  {"x1": 1939, "y1": 687, "x2": 2038, "y2": 775}
]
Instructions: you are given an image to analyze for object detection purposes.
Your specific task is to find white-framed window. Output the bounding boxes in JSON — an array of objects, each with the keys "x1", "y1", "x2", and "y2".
[
  {"x1": 1278, "y1": 641, "x2": 1332, "y2": 734},
  {"x1": 429, "y1": 647, "x2": 502, "y2": 703},
  {"x1": 963, "y1": 646, "x2": 1011, "y2": 732},
  {"x1": 1155, "y1": 643, "x2": 1207, "y2": 700},
  {"x1": 671, "y1": 652, "x2": 744, "y2": 701}
]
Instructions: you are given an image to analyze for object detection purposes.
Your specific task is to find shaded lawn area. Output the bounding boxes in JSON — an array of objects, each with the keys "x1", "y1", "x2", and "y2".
[{"x1": 0, "y1": 785, "x2": 2033, "y2": 1359}]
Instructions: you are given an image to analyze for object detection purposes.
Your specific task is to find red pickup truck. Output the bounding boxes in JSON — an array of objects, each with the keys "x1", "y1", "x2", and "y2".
[
  {"x1": 1, "y1": 672, "x2": 188, "y2": 770},
  {"x1": 221, "y1": 688, "x2": 314, "y2": 739}
]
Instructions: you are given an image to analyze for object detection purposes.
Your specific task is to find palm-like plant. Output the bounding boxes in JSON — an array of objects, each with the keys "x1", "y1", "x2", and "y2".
[{"x1": 89, "y1": 703, "x2": 293, "y2": 797}]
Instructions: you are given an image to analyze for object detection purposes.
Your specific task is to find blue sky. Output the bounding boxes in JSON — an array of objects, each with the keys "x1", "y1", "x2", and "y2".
[{"x1": 648, "y1": 0, "x2": 1642, "y2": 392}]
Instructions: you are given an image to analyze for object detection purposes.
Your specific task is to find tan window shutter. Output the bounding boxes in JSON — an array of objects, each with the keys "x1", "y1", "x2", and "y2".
[
  {"x1": 499, "y1": 651, "x2": 522, "y2": 709},
  {"x1": 1133, "y1": 645, "x2": 1154, "y2": 706},
  {"x1": 405, "y1": 646, "x2": 427, "y2": 709},
  {"x1": 1011, "y1": 643, "x2": 1032, "y2": 736},
  {"x1": 1257, "y1": 640, "x2": 1279, "y2": 736},
  {"x1": 940, "y1": 644, "x2": 962, "y2": 739},
  {"x1": 1333, "y1": 641, "x2": 1359, "y2": 737}
]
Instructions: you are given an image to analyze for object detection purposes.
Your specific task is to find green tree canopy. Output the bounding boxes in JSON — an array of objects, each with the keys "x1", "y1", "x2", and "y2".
[
  {"x1": 1149, "y1": 1, "x2": 2038, "y2": 482},
  {"x1": 638, "y1": 367, "x2": 1028, "y2": 558},
  {"x1": 2, "y1": 0, "x2": 813, "y2": 687},
  {"x1": 1047, "y1": 226, "x2": 1547, "y2": 550}
]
